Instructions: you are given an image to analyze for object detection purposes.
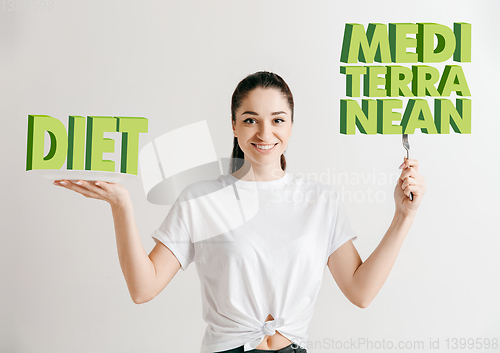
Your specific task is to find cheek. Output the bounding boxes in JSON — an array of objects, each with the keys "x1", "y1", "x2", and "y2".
[
  {"x1": 236, "y1": 127, "x2": 251, "y2": 138},
  {"x1": 282, "y1": 129, "x2": 293, "y2": 139},
  {"x1": 240, "y1": 125, "x2": 259, "y2": 135}
]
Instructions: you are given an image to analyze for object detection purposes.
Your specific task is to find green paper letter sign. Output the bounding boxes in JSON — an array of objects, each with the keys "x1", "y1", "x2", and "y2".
[
  {"x1": 27, "y1": 115, "x2": 68, "y2": 170},
  {"x1": 26, "y1": 115, "x2": 148, "y2": 175},
  {"x1": 340, "y1": 21, "x2": 472, "y2": 135}
]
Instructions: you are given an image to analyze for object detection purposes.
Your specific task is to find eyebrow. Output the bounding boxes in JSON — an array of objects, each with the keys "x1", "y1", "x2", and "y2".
[{"x1": 241, "y1": 111, "x2": 287, "y2": 116}]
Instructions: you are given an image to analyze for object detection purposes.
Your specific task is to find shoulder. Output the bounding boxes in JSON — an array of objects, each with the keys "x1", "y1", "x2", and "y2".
[{"x1": 177, "y1": 175, "x2": 227, "y2": 202}]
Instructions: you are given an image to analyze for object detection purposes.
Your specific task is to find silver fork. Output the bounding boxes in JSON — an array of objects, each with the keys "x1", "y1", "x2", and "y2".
[{"x1": 402, "y1": 134, "x2": 414, "y2": 201}]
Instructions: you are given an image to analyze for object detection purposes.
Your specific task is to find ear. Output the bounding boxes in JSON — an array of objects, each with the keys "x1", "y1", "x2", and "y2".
[{"x1": 232, "y1": 117, "x2": 237, "y2": 137}]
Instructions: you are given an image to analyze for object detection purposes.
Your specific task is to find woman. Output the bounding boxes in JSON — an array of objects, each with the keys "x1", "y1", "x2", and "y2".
[{"x1": 54, "y1": 71, "x2": 426, "y2": 353}]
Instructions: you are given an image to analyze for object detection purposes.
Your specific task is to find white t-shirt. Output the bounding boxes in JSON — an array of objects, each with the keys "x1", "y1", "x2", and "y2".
[{"x1": 151, "y1": 171, "x2": 358, "y2": 353}]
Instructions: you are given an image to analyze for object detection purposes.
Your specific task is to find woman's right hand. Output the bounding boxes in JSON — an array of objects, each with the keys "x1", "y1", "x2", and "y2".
[{"x1": 53, "y1": 179, "x2": 130, "y2": 208}]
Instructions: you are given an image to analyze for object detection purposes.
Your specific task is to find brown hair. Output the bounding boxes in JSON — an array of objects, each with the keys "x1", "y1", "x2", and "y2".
[{"x1": 230, "y1": 71, "x2": 294, "y2": 173}]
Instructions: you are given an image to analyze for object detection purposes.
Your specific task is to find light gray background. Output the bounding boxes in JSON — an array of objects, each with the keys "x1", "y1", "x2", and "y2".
[{"x1": 2, "y1": 0, "x2": 499, "y2": 352}]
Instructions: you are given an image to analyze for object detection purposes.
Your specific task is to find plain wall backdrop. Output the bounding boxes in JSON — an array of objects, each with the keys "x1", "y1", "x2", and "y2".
[{"x1": 1, "y1": 0, "x2": 499, "y2": 352}]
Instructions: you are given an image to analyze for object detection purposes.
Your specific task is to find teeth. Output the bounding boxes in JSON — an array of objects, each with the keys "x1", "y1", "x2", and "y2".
[{"x1": 254, "y1": 144, "x2": 276, "y2": 150}]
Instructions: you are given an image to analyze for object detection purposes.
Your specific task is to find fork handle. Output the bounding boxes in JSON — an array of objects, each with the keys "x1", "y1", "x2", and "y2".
[{"x1": 406, "y1": 149, "x2": 414, "y2": 201}]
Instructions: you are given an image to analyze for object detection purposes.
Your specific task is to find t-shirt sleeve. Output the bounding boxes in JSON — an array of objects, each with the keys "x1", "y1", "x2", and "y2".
[
  {"x1": 151, "y1": 193, "x2": 195, "y2": 271},
  {"x1": 327, "y1": 194, "x2": 358, "y2": 258}
]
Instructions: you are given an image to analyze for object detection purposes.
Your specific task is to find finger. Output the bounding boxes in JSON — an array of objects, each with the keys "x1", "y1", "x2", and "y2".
[
  {"x1": 53, "y1": 180, "x2": 69, "y2": 187},
  {"x1": 406, "y1": 181, "x2": 426, "y2": 196},
  {"x1": 405, "y1": 158, "x2": 419, "y2": 172},
  {"x1": 400, "y1": 158, "x2": 419, "y2": 172},
  {"x1": 401, "y1": 176, "x2": 416, "y2": 190},
  {"x1": 403, "y1": 184, "x2": 417, "y2": 198},
  {"x1": 403, "y1": 185, "x2": 411, "y2": 197},
  {"x1": 412, "y1": 178, "x2": 426, "y2": 195},
  {"x1": 73, "y1": 180, "x2": 107, "y2": 196},
  {"x1": 59, "y1": 180, "x2": 105, "y2": 200},
  {"x1": 403, "y1": 176, "x2": 423, "y2": 191},
  {"x1": 94, "y1": 180, "x2": 109, "y2": 190},
  {"x1": 399, "y1": 166, "x2": 418, "y2": 181},
  {"x1": 98, "y1": 180, "x2": 114, "y2": 186},
  {"x1": 404, "y1": 174, "x2": 426, "y2": 188}
]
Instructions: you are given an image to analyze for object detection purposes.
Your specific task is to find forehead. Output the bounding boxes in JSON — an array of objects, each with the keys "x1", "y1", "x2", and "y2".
[{"x1": 238, "y1": 88, "x2": 290, "y2": 114}]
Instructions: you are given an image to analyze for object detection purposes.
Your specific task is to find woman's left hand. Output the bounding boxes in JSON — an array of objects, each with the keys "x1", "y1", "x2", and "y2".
[{"x1": 394, "y1": 157, "x2": 426, "y2": 217}]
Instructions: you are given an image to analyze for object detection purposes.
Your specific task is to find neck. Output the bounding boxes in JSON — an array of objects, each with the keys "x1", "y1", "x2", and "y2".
[{"x1": 232, "y1": 159, "x2": 285, "y2": 182}]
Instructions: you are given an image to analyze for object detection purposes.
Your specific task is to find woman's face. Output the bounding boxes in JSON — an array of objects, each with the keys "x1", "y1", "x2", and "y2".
[{"x1": 232, "y1": 87, "x2": 293, "y2": 169}]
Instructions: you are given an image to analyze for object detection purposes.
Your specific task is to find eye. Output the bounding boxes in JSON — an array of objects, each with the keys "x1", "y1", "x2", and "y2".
[{"x1": 242, "y1": 118, "x2": 285, "y2": 124}]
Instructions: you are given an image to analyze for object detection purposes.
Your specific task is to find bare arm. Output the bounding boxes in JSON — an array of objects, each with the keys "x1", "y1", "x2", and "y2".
[
  {"x1": 328, "y1": 213, "x2": 414, "y2": 308},
  {"x1": 54, "y1": 179, "x2": 182, "y2": 304},
  {"x1": 327, "y1": 158, "x2": 426, "y2": 308},
  {"x1": 111, "y1": 198, "x2": 181, "y2": 303}
]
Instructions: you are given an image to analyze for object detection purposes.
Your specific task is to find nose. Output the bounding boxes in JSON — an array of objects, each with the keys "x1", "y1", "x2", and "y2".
[{"x1": 257, "y1": 121, "x2": 274, "y2": 141}]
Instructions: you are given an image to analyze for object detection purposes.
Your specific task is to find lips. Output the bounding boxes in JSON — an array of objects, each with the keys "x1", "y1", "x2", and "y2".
[
  {"x1": 251, "y1": 142, "x2": 278, "y2": 153},
  {"x1": 251, "y1": 143, "x2": 278, "y2": 147}
]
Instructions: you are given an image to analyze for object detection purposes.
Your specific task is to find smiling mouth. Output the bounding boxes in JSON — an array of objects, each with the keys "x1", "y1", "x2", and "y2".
[{"x1": 251, "y1": 143, "x2": 278, "y2": 151}]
